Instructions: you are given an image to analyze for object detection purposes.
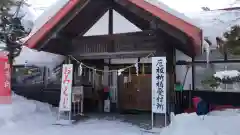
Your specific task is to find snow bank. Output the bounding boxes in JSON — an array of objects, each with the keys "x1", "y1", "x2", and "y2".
[
  {"x1": 161, "y1": 110, "x2": 240, "y2": 135},
  {"x1": 214, "y1": 70, "x2": 240, "y2": 79},
  {"x1": 0, "y1": 94, "x2": 55, "y2": 128},
  {"x1": 2, "y1": 94, "x2": 240, "y2": 135},
  {"x1": 0, "y1": 94, "x2": 144, "y2": 135}
]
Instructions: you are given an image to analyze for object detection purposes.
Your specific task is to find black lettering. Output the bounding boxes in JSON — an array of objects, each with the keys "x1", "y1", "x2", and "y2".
[{"x1": 156, "y1": 103, "x2": 163, "y2": 110}]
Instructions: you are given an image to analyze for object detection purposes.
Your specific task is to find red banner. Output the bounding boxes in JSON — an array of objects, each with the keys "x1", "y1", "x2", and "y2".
[{"x1": 0, "y1": 53, "x2": 11, "y2": 104}]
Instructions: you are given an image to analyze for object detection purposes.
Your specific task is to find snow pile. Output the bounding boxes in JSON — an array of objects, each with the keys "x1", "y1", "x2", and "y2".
[
  {"x1": 161, "y1": 110, "x2": 240, "y2": 135},
  {"x1": 1, "y1": 94, "x2": 240, "y2": 135},
  {"x1": 214, "y1": 70, "x2": 240, "y2": 80},
  {"x1": 0, "y1": 94, "x2": 144, "y2": 135},
  {"x1": 0, "y1": 94, "x2": 55, "y2": 128},
  {"x1": 14, "y1": 46, "x2": 65, "y2": 70}
]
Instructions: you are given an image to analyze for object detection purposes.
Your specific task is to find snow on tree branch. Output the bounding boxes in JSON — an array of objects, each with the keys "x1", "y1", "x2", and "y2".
[{"x1": 0, "y1": 0, "x2": 33, "y2": 58}]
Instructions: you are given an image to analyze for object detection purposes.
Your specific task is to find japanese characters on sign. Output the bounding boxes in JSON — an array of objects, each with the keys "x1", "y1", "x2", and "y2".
[
  {"x1": 152, "y1": 57, "x2": 166, "y2": 113},
  {"x1": 4, "y1": 62, "x2": 10, "y2": 89},
  {"x1": 0, "y1": 58, "x2": 11, "y2": 104},
  {"x1": 59, "y1": 64, "x2": 73, "y2": 111}
]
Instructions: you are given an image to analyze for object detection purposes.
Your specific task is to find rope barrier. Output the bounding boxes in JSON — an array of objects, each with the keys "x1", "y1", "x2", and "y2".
[{"x1": 68, "y1": 52, "x2": 154, "y2": 73}]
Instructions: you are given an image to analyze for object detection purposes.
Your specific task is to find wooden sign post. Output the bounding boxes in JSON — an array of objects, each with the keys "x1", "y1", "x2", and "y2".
[
  {"x1": 57, "y1": 64, "x2": 73, "y2": 125},
  {"x1": 151, "y1": 57, "x2": 167, "y2": 128}
]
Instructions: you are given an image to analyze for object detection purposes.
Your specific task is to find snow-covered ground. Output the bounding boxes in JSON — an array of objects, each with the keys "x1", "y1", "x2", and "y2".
[
  {"x1": 1, "y1": 94, "x2": 240, "y2": 135},
  {"x1": 162, "y1": 110, "x2": 240, "y2": 135},
  {"x1": 0, "y1": 94, "x2": 147, "y2": 135}
]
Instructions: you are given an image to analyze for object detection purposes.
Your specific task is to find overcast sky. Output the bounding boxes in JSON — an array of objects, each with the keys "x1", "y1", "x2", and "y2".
[
  {"x1": 26, "y1": 0, "x2": 237, "y2": 15},
  {"x1": 159, "y1": 0, "x2": 236, "y2": 13}
]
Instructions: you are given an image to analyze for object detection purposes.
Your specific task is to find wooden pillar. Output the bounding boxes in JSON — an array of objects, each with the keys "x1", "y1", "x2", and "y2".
[
  {"x1": 192, "y1": 56, "x2": 195, "y2": 90},
  {"x1": 166, "y1": 45, "x2": 175, "y2": 113},
  {"x1": 108, "y1": 7, "x2": 114, "y2": 52},
  {"x1": 108, "y1": 8, "x2": 113, "y2": 35}
]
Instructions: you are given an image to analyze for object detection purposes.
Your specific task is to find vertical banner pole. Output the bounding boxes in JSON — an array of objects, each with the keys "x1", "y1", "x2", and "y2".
[
  {"x1": 81, "y1": 86, "x2": 84, "y2": 115},
  {"x1": 165, "y1": 113, "x2": 167, "y2": 127},
  {"x1": 57, "y1": 64, "x2": 73, "y2": 125},
  {"x1": 78, "y1": 100, "x2": 80, "y2": 115},
  {"x1": 152, "y1": 57, "x2": 167, "y2": 128},
  {"x1": 73, "y1": 100, "x2": 75, "y2": 116},
  {"x1": 69, "y1": 110, "x2": 71, "y2": 122},
  {"x1": 151, "y1": 112, "x2": 154, "y2": 129}
]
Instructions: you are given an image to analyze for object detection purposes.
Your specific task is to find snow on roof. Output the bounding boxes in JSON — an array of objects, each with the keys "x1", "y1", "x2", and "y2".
[
  {"x1": 144, "y1": 0, "x2": 201, "y2": 28},
  {"x1": 22, "y1": 0, "x2": 69, "y2": 43},
  {"x1": 186, "y1": 9, "x2": 240, "y2": 46}
]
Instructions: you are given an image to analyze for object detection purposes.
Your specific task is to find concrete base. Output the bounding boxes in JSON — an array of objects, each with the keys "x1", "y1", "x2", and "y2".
[
  {"x1": 54, "y1": 119, "x2": 75, "y2": 126},
  {"x1": 141, "y1": 127, "x2": 162, "y2": 134}
]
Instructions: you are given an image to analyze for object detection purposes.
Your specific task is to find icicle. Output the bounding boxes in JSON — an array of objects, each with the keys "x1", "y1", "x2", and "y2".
[
  {"x1": 142, "y1": 63, "x2": 145, "y2": 75},
  {"x1": 93, "y1": 69, "x2": 96, "y2": 87},
  {"x1": 128, "y1": 68, "x2": 131, "y2": 82},
  {"x1": 135, "y1": 62, "x2": 139, "y2": 76},
  {"x1": 141, "y1": 58, "x2": 145, "y2": 75},
  {"x1": 88, "y1": 68, "x2": 91, "y2": 82},
  {"x1": 203, "y1": 40, "x2": 210, "y2": 68},
  {"x1": 24, "y1": 60, "x2": 28, "y2": 68},
  {"x1": 117, "y1": 69, "x2": 124, "y2": 76},
  {"x1": 78, "y1": 63, "x2": 83, "y2": 76},
  {"x1": 206, "y1": 47, "x2": 210, "y2": 68}
]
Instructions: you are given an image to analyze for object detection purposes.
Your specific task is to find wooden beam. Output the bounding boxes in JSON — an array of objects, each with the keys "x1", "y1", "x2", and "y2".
[
  {"x1": 108, "y1": 8, "x2": 113, "y2": 35},
  {"x1": 60, "y1": 0, "x2": 111, "y2": 37},
  {"x1": 71, "y1": 51, "x2": 155, "y2": 59},
  {"x1": 41, "y1": 37, "x2": 72, "y2": 55},
  {"x1": 114, "y1": 0, "x2": 190, "y2": 52},
  {"x1": 69, "y1": 30, "x2": 159, "y2": 55},
  {"x1": 108, "y1": 7, "x2": 114, "y2": 52},
  {"x1": 70, "y1": 41, "x2": 156, "y2": 56},
  {"x1": 112, "y1": 1, "x2": 149, "y2": 29},
  {"x1": 73, "y1": 30, "x2": 157, "y2": 43}
]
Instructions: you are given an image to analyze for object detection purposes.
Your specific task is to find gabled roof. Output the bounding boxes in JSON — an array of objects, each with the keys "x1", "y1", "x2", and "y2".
[{"x1": 24, "y1": 0, "x2": 202, "y2": 55}]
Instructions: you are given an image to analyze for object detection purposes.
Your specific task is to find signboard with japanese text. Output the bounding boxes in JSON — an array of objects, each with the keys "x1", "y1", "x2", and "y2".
[
  {"x1": 151, "y1": 57, "x2": 166, "y2": 113},
  {"x1": 59, "y1": 64, "x2": 73, "y2": 111},
  {"x1": 0, "y1": 55, "x2": 11, "y2": 104}
]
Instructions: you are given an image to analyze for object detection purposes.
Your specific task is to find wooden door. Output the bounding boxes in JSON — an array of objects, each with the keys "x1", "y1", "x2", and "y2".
[
  {"x1": 119, "y1": 75, "x2": 151, "y2": 111},
  {"x1": 119, "y1": 77, "x2": 138, "y2": 110},
  {"x1": 137, "y1": 75, "x2": 151, "y2": 111}
]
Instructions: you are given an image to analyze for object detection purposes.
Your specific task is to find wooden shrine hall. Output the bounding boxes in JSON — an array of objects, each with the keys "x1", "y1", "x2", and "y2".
[{"x1": 23, "y1": 0, "x2": 202, "y2": 112}]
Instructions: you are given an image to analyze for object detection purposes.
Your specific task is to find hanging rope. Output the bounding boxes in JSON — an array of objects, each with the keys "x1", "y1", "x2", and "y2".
[{"x1": 68, "y1": 53, "x2": 154, "y2": 73}]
